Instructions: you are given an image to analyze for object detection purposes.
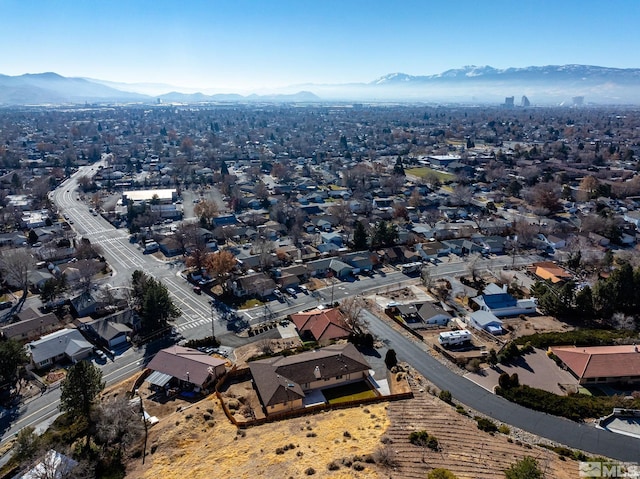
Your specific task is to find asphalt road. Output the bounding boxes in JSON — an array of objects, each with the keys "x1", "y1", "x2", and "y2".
[{"x1": 363, "y1": 309, "x2": 640, "y2": 462}]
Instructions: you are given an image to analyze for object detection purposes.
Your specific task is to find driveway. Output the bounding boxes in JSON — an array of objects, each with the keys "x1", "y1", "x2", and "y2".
[{"x1": 465, "y1": 348, "x2": 578, "y2": 395}]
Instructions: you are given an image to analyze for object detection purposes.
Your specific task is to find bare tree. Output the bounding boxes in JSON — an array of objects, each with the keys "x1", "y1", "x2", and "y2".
[
  {"x1": 75, "y1": 260, "x2": 101, "y2": 293},
  {"x1": 94, "y1": 395, "x2": 145, "y2": 457},
  {"x1": 450, "y1": 184, "x2": 473, "y2": 206},
  {"x1": 194, "y1": 199, "x2": 218, "y2": 223},
  {"x1": 20, "y1": 449, "x2": 82, "y2": 479},
  {"x1": 420, "y1": 265, "x2": 433, "y2": 289},
  {"x1": 327, "y1": 200, "x2": 352, "y2": 226},
  {"x1": 252, "y1": 237, "x2": 274, "y2": 270},
  {"x1": 466, "y1": 253, "x2": 483, "y2": 283},
  {"x1": 173, "y1": 220, "x2": 199, "y2": 253},
  {"x1": 339, "y1": 296, "x2": 368, "y2": 334},
  {"x1": 0, "y1": 249, "x2": 35, "y2": 312}
]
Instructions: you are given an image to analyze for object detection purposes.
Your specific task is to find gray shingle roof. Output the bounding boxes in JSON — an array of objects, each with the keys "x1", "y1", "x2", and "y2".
[{"x1": 28, "y1": 329, "x2": 93, "y2": 364}]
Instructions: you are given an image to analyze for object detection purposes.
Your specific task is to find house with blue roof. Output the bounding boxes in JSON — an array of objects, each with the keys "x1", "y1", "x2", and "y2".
[
  {"x1": 212, "y1": 214, "x2": 238, "y2": 227},
  {"x1": 471, "y1": 283, "x2": 537, "y2": 318},
  {"x1": 468, "y1": 310, "x2": 503, "y2": 335}
]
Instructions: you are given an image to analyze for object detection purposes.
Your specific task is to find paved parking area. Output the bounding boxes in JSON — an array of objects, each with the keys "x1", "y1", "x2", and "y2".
[{"x1": 465, "y1": 348, "x2": 577, "y2": 395}]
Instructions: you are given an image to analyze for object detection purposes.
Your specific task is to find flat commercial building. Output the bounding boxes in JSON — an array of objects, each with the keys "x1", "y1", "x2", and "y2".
[{"x1": 122, "y1": 189, "x2": 176, "y2": 203}]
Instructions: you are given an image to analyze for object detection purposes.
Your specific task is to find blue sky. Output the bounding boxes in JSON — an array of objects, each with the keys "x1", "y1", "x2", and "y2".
[{"x1": 1, "y1": 0, "x2": 638, "y2": 92}]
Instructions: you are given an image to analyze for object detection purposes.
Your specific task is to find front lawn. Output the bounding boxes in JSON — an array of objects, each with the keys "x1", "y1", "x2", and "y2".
[
  {"x1": 322, "y1": 381, "x2": 376, "y2": 404},
  {"x1": 238, "y1": 298, "x2": 264, "y2": 309},
  {"x1": 405, "y1": 167, "x2": 454, "y2": 182}
]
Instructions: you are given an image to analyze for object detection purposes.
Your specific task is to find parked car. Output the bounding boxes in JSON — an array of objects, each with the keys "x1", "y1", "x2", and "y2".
[
  {"x1": 193, "y1": 286, "x2": 202, "y2": 294},
  {"x1": 0, "y1": 301, "x2": 13, "y2": 310},
  {"x1": 285, "y1": 287, "x2": 297, "y2": 298}
]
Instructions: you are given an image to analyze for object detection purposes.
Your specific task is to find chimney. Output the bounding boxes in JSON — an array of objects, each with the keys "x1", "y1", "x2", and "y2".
[{"x1": 313, "y1": 366, "x2": 321, "y2": 379}]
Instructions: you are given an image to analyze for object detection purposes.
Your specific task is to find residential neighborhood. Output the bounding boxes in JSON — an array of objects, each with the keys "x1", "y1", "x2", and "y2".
[{"x1": 1, "y1": 103, "x2": 640, "y2": 478}]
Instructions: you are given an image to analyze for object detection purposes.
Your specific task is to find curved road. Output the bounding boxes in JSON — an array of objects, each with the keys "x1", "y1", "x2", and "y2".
[{"x1": 364, "y1": 309, "x2": 640, "y2": 462}]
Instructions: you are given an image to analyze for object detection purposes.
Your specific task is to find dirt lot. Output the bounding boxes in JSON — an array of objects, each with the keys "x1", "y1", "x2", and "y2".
[{"x1": 502, "y1": 314, "x2": 574, "y2": 340}]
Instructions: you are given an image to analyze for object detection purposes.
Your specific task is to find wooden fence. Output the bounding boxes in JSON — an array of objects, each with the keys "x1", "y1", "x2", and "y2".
[{"x1": 214, "y1": 366, "x2": 413, "y2": 428}]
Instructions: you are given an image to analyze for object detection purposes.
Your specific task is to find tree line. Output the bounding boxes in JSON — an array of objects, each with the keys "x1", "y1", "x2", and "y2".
[{"x1": 531, "y1": 261, "x2": 640, "y2": 326}]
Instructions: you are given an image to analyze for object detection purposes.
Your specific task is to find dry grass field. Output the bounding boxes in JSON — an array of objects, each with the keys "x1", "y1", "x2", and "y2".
[{"x1": 119, "y1": 365, "x2": 584, "y2": 479}]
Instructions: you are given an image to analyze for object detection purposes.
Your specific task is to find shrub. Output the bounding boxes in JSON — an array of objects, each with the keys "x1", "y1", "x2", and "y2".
[
  {"x1": 438, "y1": 389, "x2": 452, "y2": 404},
  {"x1": 475, "y1": 417, "x2": 498, "y2": 433},
  {"x1": 373, "y1": 446, "x2": 398, "y2": 468},
  {"x1": 343, "y1": 431, "x2": 351, "y2": 438},
  {"x1": 428, "y1": 469, "x2": 459, "y2": 479},
  {"x1": 498, "y1": 424, "x2": 511, "y2": 435},
  {"x1": 504, "y1": 456, "x2": 543, "y2": 479},
  {"x1": 498, "y1": 372, "x2": 520, "y2": 389},
  {"x1": 455, "y1": 404, "x2": 469, "y2": 416},
  {"x1": 496, "y1": 384, "x2": 627, "y2": 422},
  {"x1": 409, "y1": 430, "x2": 438, "y2": 450},
  {"x1": 426, "y1": 436, "x2": 439, "y2": 450},
  {"x1": 513, "y1": 330, "x2": 636, "y2": 349},
  {"x1": 352, "y1": 462, "x2": 365, "y2": 471},
  {"x1": 304, "y1": 467, "x2": 316, "y2": 475},
  {"x1": 385, "y1": 349, "x2": 398, "y2": 369},
  {"x1": 409, "y1": 430, "x2": 429, "y2": 445},
  {"x1": 466, "y1": 358, "x2": 483, "y2": 373},
  {"x1": 327, "y1": 461, "x2": 340, "y2": 471}
]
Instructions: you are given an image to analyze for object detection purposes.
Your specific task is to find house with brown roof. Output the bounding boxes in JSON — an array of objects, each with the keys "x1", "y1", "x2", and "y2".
[
  {"x1": 290, "y1": 308, "x2": 352, "y2": 343},
  {"x1": 0, "y1": 309, "x2": 59, "y2": 343},
  {"x1": 227, "y1": 272, "x2": 276, "y2": 298},
  {"x1": 551, "y1": 345, "x2": 640, "y2": 385},
  {"x1": 146, "y1": 346, "x2": 226, "y2": 390},
  {"x1": 249, "y1": 343, "x2": 371, "y2": 415}
]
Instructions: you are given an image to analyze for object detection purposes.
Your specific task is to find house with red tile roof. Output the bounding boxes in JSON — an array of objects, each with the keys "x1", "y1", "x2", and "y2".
[
  {"x1": 290, "y1": 307, "x2": 352, "y2": 343},
  {"x1": 551, "y1": 345, "x2": 640, "y2": 385}
]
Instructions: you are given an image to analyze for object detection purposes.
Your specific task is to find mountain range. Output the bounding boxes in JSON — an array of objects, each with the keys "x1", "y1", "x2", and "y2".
[{"x1": 1, "y1": 65, "x2": 639, "y2": 105}]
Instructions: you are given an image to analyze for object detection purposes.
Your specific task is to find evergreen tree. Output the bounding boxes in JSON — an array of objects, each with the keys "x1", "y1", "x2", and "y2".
[
  {"x1": 352, "y1": 221, "x2": 368, "y2": 250},
  {"x1": 0, "y1": 338, "x2": 27, "y2": 387},
  {"x1": 393, "y1": 156, "x2": 405, "y2": 176},
  {"x1": 384, "y1": 349, "x2": 398, "y2": 369},
  {"x1": 59, "y1": 360, "x2": 104, "y2": 445}
]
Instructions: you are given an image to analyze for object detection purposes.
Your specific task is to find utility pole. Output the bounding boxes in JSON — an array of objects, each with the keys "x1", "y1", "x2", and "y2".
[
  {"x1": 136, "y1": 389, "x2": 148, "y2": 465},
  {"x1": 210, "y1": 302, "x2": 215, "y2": 340}
]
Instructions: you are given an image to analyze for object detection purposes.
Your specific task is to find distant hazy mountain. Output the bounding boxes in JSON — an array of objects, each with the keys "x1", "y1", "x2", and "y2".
[
  {"x1": 0, "y1": 72, "x2": 147, "y2": 104},
  {"x1": 373, "y1": 65, "x2": 640, "y2": 84},
  {"x1": 364, "y1": 65, "x2": 640, "y2": 103},
  {"x1": 1, "y1": 65, "x2": 640, "y2": 105},
  {"x1": 0, "y1": 72, "x2": 321, "y2": 105}
]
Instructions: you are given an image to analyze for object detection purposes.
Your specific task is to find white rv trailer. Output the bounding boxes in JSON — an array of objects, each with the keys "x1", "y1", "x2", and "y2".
[{"x1": 438, "y1": 329, "x2": 472, "y2": 347}]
